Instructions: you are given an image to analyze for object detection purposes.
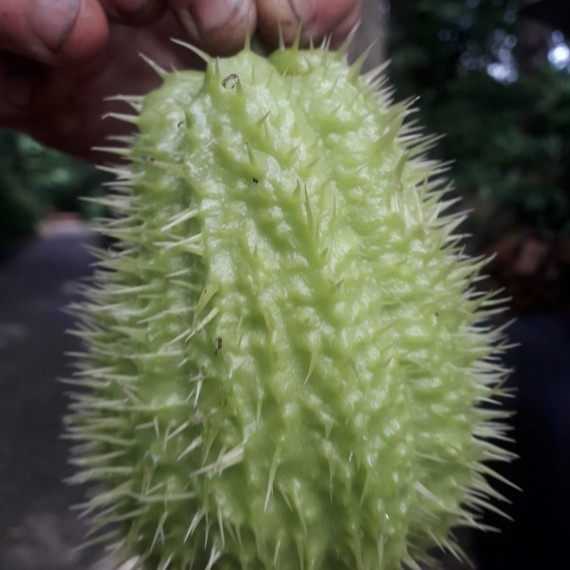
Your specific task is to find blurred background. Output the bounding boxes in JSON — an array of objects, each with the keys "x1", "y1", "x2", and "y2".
[{"x1": 1, "y1": 0, "x2": 569, "y2": 569}]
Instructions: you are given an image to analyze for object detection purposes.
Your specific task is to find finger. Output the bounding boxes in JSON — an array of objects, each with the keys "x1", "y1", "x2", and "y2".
[
  {"x1": 100, "y1": 0, "x2": 166, "y2": 26},
  {"x1": 256, "y1": 0, "x2": 361, "y2": 47},
  {"x1": 324, "y1": 0, "x2": 361, "y2": 48},
  {"x1": 169, "y1": 0, "x2": 256, "y2": 56},
  {"x1": 0, "y1": 0, "x2": 110, "y2": 66}
]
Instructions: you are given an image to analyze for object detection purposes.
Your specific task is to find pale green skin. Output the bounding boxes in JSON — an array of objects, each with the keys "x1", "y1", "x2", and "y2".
[{"x1": 68, "y1": 46, "x2": 510, "y2": 570}]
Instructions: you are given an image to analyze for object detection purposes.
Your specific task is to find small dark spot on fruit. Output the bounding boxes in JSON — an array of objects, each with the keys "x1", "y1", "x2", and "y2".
[
  {"x1": 215, "y1": 336, "x2": 222, "y2": 356},
  {"x1": 222, "y1": 74, "x2": 239, "y2": 89},
  {"x1": 252, "y1": 177, "x2": 259, "y2": 185}
]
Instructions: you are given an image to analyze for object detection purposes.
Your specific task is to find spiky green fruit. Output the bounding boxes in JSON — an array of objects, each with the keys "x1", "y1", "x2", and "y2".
[{"x1": 67, "y1": 41, "x2": 513, "y2": 570}]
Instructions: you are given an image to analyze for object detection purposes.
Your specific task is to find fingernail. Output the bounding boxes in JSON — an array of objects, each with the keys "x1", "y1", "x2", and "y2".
[
  {"x1": 109, "y1": 0, "x2": 164, "y2": 24},
  {"x1": 286, "y1": 0, "x2": 303, "y2": 21},
  {"x1": 189, "y1": 0, "x2": 242, "y2": 35},
  {"x1": 29, "y1": 0, "x2": 81, "y2": 53},
  {"x1": 4, "y1": 73, "x2": 33, "y2": 109}
]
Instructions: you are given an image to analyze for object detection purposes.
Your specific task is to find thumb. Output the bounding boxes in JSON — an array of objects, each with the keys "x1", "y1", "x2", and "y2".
[
  {"x1": 0, "y1": 0, "x2": 109, "y2": 65},
  {"x1": 0, "y1": 0, "x2": 109, "y2": 126}
]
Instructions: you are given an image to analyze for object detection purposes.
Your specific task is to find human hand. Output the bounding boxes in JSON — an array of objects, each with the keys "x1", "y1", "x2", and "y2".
[{"x1": 0, "y1": 0, "x2": 361, "y2": 162}]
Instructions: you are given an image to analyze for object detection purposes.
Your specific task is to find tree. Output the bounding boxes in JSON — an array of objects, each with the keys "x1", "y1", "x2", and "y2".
[
  {"x1": 387, "y1": 0, "x2": 570, "y2": 247},
  {"x1": 0, "y1": 128, "x2": 108, "y2": 254}
]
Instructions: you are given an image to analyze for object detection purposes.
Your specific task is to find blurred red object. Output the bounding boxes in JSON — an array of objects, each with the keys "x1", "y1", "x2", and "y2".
[{"x1": 481, "y1": 230, "x2": 570, "y2": 315}]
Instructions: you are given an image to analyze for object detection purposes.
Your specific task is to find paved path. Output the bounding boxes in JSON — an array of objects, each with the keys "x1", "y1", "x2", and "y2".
[{"x1": 0, "y1": 220, "x2": 105, "y2": 570}]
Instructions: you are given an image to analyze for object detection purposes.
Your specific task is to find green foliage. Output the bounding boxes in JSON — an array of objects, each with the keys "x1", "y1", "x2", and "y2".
[
  {"x1": 0, "y1": 128, "x2": 108, "y2": 252},
  {"x1": 0, "y1": 129, "x2": 108, "y2": 214},
  {"x1": 388, "y1": 0, "x2": 570, "y2": 243}
]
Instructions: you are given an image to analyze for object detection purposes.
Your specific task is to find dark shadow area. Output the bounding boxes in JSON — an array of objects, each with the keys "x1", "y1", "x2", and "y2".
[
  {"x1": 474, "y1": 314, "x2": 570, "y2": 570},
  {"x1": 0, "y1": 224, "x2": 105, "y2": 570}
]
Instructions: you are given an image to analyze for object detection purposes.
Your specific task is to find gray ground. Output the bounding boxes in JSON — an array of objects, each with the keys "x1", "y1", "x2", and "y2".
[{"x1": 0, "y1": 219, "x2": 110, "y2": 570}]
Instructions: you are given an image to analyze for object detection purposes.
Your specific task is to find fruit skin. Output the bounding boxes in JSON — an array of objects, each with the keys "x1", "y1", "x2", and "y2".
[{"x1": 66, "y1": 40, "x2": 512, "y2": 570}]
